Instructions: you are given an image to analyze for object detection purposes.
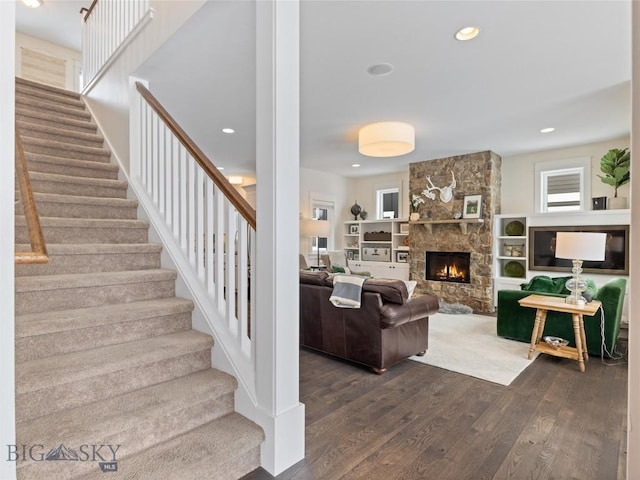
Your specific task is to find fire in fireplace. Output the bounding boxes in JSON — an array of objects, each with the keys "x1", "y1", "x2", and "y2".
[{"x1": 425, "y1": 252, "x2": 471, "y2": 283}]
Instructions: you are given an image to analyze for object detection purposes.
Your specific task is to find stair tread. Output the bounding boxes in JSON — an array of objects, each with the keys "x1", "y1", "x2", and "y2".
[
  {"x1": 16, "y1": 85, "x2": 86, "y2": 109},
  {"x1": 15, "y1": 243, "x2": 162, "y2": 255},
  {"x1": 16, "y1": 96, "x2": 91, "y2": 119},
  {"x1": 26, "y1": 152, "x2": 118, "y2": 171},
  {"x1": 16, "y1": 108, "x2": 97, "y2": 131},
  {"x1": 15, "y1": 268, "x2": 175, "y2": 294},
  {"x1": 17, "y1": 120, "x2": 104, "y2": 143},
  {"x1": 29, "y1": 171, "x2": 126, "y2": 188},
  {"x1": 102, "y1": 414, "x2": 264, "y2": 480},
  {"x1": 16, "y1": 297, "x2": 193, "y2": 338},
  {"x1": 22, "y1": 136, "x2": 110, "y2": 156},
  {"x1": 16, "y1": 330, "x2": 214, "y2": 395},
  {"x1": 31, "y1": 192, "x2": 137, "y2": 207},
  {"x1": 15, "y1": 216, "x2": 148, "y2": 228},
  {"x1": 16, "y1": 77, "x2": 81, "y2": 99}
]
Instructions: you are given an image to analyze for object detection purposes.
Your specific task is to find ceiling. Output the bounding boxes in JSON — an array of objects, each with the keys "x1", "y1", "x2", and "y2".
[
  {"x1": 16, "y1": 1, "x2": 632, "y2": 179},
  {"x1": 15, "y1": 0, "x2": 89, "y2": 51}
]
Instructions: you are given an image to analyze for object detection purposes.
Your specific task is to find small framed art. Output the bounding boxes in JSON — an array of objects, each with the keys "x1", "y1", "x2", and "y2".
[
  {"x1": 349, "y1": 224, "x2": 360, "y2": 234},
  {"x1": 463, "y1": 195, "x2": 482, "y2": 219},
  {"x1": 592, "y1": 196, "x2": 607, "y2": 211},
  {"x1": 396, "y1": 252, "x2": 409, "y2": 263},
  {"x1": 400, "y1": 223, "x2": 409, "y2": 234}
]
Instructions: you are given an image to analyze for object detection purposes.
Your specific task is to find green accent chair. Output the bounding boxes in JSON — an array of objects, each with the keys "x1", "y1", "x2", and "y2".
[{"x1": 497, "y1": 277, "x2": 627, "y2": 356}]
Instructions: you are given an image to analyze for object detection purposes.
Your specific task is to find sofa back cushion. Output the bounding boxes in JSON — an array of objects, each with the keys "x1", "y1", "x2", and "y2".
[{"x1": 320, "y1": 275, "x2": 408, "y2": 304}]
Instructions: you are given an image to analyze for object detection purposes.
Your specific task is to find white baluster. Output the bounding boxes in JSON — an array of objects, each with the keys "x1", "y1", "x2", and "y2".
[
  {"x1": 179, "y1": 147, "x2": 187, "y2": 251},
  {"x1": 238, "y1": 217, "x2": 250, "y2": 355},
  {"x1": 206, "y1": 178, "x2": 215, "y2": 295},
  {"x1": 158, "y1": 123, "x2": 165, "y2": 215},
  {"x1": 187, "y1": 157, "x2": 196, "y2": 267},
  {"x1": 196, "y1": 168, "x2": 205, "y2": 281},
  {"x1": 226, "y1": 202, "x2": 237, "y2": 332},
  {"x1": 214, "y1": 188, "x2": 225, "y2": 310}
]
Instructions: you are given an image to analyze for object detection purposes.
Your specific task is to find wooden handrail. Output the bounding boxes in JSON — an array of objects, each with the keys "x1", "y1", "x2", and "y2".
[
  {"x1": 136, "y1": 82, "x2": 257, "y2": 229},
  {"x1": 81, "y1": 0, "x2": 99, "y2": 22},
  {"x1": 15, "y1": 129, "x2": 49, "y2": 264}
]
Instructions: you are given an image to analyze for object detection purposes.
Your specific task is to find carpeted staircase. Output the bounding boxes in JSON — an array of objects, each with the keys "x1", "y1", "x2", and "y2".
[{"x1": 14, "y1": 77, "x2": 264, "y2": 480}]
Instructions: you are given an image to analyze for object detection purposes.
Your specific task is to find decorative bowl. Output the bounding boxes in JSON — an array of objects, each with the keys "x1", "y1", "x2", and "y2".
[
  {"x1": 543, "y1": 336, "x2": 569, "y2": 349},
  {"x1": 505, "y1": 220, "x2": 525, "y2": 236}
]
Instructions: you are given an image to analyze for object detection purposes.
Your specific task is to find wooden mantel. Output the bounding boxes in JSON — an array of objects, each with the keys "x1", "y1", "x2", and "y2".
[{"x1": 410, "y1": 218, "x2": 484, "y2": 235}]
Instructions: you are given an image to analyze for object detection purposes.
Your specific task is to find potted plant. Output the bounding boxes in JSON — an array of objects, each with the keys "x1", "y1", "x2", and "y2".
[
  {"x1": 409, "y1": 194, "x2": 425, "y2": 221},
  {"x1": 598, "y1": 148, "x2": 630, "y2": 209}
]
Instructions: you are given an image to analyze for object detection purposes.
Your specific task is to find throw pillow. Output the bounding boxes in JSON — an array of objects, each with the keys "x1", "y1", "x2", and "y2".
[
  {"x1": 521, "y1": 275, "x2": 556, "y2": 293},
  {"x1": 332, "y1": 266, "x2": 346, "y2": 273}
]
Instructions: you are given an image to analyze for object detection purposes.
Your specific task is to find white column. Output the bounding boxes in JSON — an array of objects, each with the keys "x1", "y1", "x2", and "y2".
[
  {"x1": 627, "y1": 2, "x2": 639, "y2": 479},
  {"x1": 0, "y1": 2, "x2": 16, "y2": 479},
  {"x1": 254, "y1": 0, "x2": 304, "y2": 475}
]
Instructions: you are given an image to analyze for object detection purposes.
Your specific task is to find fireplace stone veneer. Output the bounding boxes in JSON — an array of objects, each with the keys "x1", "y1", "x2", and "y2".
[{"x1": 409, "y1": 150, "x2": 501, "y2": 313}]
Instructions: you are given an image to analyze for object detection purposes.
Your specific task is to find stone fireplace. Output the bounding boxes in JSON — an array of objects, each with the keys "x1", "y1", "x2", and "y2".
[
  {"x1": 409, "y1": 150, "x2": 501, "y2": 313},
  {"x1": 425, "y1": 251, "x2": 470, "y2": 284}
]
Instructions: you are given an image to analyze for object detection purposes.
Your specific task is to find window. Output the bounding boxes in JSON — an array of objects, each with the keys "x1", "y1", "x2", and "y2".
[
  {"x1": 535, "y1": 158, "x2": 590, "y2": 213},
  {"x1": 376, "y1": 188, "x2": 399, "y2": 219},
  {"x1": 310, "y1": 200, "x2": 334, "y2": 254}
]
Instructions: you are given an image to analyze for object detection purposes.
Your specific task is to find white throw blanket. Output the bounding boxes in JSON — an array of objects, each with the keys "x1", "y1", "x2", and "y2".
[{"x1": 329, "y1": 274, "x2": 366, "y2": 308}]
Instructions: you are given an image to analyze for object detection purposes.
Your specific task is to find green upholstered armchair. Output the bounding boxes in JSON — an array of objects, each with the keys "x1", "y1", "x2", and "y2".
[{"x1": 497, "y1": 277, "x2": 627, "y2": 356}]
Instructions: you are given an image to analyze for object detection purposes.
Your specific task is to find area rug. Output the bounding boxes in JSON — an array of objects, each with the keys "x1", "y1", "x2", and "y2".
[{"x1": 410, "y1": 312, "x2": 538, "y2": 386}]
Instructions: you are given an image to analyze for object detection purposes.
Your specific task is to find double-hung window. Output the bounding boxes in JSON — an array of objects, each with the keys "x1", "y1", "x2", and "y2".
[{"x1": 535, "y1": 158, "x2": 590, "y2": 213}]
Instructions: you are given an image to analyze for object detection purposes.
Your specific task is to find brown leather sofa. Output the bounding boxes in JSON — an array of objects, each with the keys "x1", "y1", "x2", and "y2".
[{"x1": 300, "y1": 271, "x2": 439, "y2": 373}]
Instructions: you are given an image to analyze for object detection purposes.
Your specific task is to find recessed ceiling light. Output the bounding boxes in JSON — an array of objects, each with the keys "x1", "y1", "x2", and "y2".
[
  {"x1": 22, "y1": 0, "x2": 43, "y2": 7},
  {"x1": 540, "y1": 127, "x2": 555, "y2": 133},
  {"x1": 221, "y1": 128, "x2": 235, "y2": 134},
  {"x1": 352, "y1": 164, "x2": 361, "y2": 168},
  {"x1": 217, "y1": 167, "x2": 225, "y2": 171},
  {"x1": 367, "y1": 63, "x2": 394, "y2": 76},
  {"x1": 455, "y1": 26, "x2": 480, "y2": 41}
]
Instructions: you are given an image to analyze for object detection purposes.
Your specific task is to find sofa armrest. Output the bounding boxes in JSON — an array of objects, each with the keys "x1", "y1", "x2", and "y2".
[{"x1": 380, "y1": 294, "x2": 439, "y2": 328}]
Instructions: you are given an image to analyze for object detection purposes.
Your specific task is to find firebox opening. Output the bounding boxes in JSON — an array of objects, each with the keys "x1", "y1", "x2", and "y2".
[{"x1": 426, "y1": 252, "x2": 471, "y2": 283}]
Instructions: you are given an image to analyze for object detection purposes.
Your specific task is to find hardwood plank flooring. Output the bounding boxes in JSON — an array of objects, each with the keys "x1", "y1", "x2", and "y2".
[{"x1": 243, "y1": 348, "x2": 627, "y2": 480}]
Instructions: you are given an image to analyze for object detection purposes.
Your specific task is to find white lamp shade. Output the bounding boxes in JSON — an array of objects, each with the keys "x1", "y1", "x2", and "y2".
[
  {"x1": 358, "y1": 122, "x2": 415, "y2": 157},
  {"x1": 301, "y1": 219, "x2": 331, "y2": 237},
  {"x1": 555, "y1": 232, "x2": 607, "y2": 261}
]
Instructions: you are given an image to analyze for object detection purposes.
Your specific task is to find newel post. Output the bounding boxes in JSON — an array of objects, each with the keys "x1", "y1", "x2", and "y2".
[{"x1": 254, "y1": 0, "x2": 305, "y2": 475}]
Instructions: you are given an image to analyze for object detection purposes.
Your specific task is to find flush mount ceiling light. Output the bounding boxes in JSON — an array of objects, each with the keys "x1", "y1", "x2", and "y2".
[
  {"x1": 455, "y1": 26, "x2": 480, "y2": 41},
  {"x1": 228, "y1": 176, "x2": 243, "y2": 185},
  {"x1": 358, "y1": 121, "x2": 415, "y2": 157},
  {"x1": 352, "y1": 164, "x2": 361, "y2": 168},
  {"x1": 221, "y1": 128, "x2": 235, "y2": 134},
  {"x1": 367, "y1": 63, "x2": 394, "y2": 76},
  {"x1": 22, "y1": 0, "x2": 43, "y2": 7},
  {"x1": 540, "y1": 127, "x2": 555, "y2": 133}
]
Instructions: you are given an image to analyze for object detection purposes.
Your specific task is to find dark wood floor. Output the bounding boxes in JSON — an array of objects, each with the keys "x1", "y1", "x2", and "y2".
[{"x1": 244, "y1": 346, "x2": 627, "y2": 480}]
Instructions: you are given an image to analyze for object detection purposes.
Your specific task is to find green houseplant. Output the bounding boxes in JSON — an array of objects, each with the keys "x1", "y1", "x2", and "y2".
[{"x1": 598, "y1": 148, "x2": 630, "y2": 199}]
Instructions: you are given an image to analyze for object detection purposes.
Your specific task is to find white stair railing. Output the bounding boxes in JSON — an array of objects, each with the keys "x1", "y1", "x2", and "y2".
[
  {"x1": 130, "y1": 80, "x2": 257, "y2": 399},
  {"x1": 81, "y1": 0, "x2": 153, "y2": 91}
]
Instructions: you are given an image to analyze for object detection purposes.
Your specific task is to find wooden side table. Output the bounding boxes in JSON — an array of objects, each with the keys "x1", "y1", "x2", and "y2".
[{"x1": 518, "y1": 294, "x2": 602, "y2": 372}]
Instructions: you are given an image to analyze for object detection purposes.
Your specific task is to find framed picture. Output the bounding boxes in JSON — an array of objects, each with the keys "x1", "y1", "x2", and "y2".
[
  {"x1": 349, "y1": 224, "x2": 360, "y2": 234},
  {"x1": 592, "y1": 196, "x2": 607, "y2": 210},
  {"x1": 347, "y1": 250, "x2": 354, "y2": 260},
  {"x1": 463, "y1": 195, "x2": 482, "y2": 219},
  {"x1": 396, "y1": 252, "x2": 409, "y2": 263},
  {"x1": 529, "y1": 225, "x2": 629, "y2": 274},
  {"x1": 400, "y1": 223, "x2": 409, "y2": 234}
]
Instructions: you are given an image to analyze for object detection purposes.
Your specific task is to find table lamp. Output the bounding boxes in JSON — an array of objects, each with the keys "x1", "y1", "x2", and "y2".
[
  {"x1": 301, "y1": 218, "x2": 331, "y2": 267},
  {"x1": 554, "y1": 231, "x2": 607, "y2": 306}
]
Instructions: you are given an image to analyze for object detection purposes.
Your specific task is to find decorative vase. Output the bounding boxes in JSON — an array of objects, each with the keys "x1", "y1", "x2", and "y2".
[
  {"x1": 350, "y1": 202, "x2": 362, "y2": 220},
  {"x1": 608, "y1": 197, "x2": 627, "y2": 209},
  {"x1": 359, "y1": 210, "x2": 368, "y2": 220},
  {"x1": 409, "y1": 212, "x2": 420, "y2": 221}
]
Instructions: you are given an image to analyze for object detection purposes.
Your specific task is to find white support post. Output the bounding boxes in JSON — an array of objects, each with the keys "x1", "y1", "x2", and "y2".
[
  {"x1": 254, "y1": 0, "x2": 304, "y2": 475},
  {"x1": 0, "y1": 3, "x2": 16, "y2": 479},
  {"x1": 627, "y1": 3, "x2": 639, "y2": 479}
]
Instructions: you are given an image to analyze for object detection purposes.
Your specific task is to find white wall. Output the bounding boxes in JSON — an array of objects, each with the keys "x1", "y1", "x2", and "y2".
[
  {"x1": 83, "y1": 0, "x2": 206, "y2": 174},
  {"x1": 300, "y1": 167, "x2": 354, "y2": 255},
  {"x1": 501, "y1": 136, "x2": 630, "y2": 214},
  {"x1": 15, "y1": 32, "x2": 81, "y2": 91},
  {"x1": 1, "y1": 3, "x2": 16, "y2": 479},
  {"x1": 351, "y1": 170, "x2": 410, "y2": 220}
]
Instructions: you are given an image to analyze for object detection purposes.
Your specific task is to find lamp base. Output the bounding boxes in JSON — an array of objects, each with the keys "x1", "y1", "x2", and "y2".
[{"x1": 565, "y1": 295, "x2": 586, "y2": 307}]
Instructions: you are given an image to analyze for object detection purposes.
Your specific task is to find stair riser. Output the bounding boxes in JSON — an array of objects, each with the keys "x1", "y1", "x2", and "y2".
[
  {"x1": 16, "y1": 349, "x2": 212, "y2": 423},
  {"x1": 16, "y1": 110, "x2": 96, "y2": 134},
  {"x1": 19, "y1": 200, "x2": 137, "y2": 220},
  {"x1": 15, "y1": 224, "x2": 147, "y2": 245},
  {"x1": 16, "y1": 278, "x2": 174, "y2": 315},
  {"x1": 16, "y1": 393, "x2": 235, "y2": 480},
  {"x1": 16, "y1": 85, "x2": 85, "y2": 109},
  {"x1": 16, "y1": 312, "x2": 191, "y2": 362},
  {"x1": 18, "y1": 125, "x2": 104, "y2": 149},
  {"x1": 29, "y1": 179, "x2": 127, "y2": 198},
  {"x1": 23, "y1": 143, "x2": 111, "y2": 163},
  {"x1": 16, "y1": 251, "x2": 160, "y2": 276},
  {"x1": 16, "y1": 96, "x2": 89, "y2": 120},
  {"x1": 27, "y1": 158, "x2": 119, "y2": 180}
]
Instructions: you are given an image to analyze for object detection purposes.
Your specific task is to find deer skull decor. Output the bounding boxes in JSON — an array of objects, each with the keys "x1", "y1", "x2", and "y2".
[{"x1": 423, "y1": 171, "x2": 456, "y2": 203}]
